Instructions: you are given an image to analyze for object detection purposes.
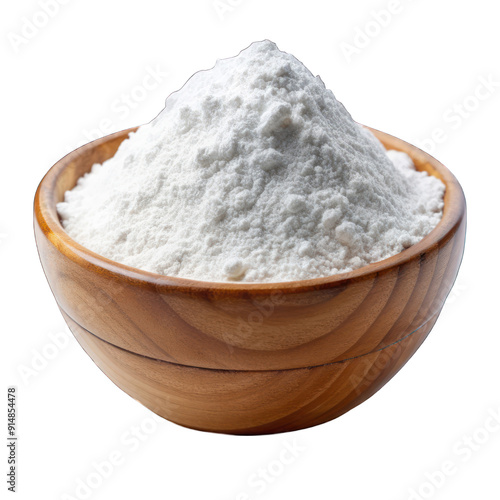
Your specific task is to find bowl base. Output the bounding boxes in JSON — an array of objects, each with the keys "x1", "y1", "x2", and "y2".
[{"x1": 62, "y1": 310, "x2": 439, "y2": 435}]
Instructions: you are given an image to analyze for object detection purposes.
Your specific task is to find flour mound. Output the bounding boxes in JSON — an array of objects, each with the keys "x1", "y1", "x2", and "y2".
[{"x1": 58, "y1": 40, "x2": 445, "y2": 283}]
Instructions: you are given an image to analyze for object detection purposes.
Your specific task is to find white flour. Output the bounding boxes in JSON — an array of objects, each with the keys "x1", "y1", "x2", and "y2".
[{"x1": 57, "y1": 40, "x2": 445, "y2": 283}]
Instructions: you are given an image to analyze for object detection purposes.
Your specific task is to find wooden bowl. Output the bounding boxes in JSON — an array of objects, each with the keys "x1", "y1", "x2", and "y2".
[{"x1": 34, "y1": 127, "x2": 466, "y2": 435}]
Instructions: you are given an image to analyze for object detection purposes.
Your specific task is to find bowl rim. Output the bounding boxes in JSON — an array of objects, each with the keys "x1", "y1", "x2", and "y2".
[{"x1": 34, "y1": 126, "x2": 466, "y2": 295}]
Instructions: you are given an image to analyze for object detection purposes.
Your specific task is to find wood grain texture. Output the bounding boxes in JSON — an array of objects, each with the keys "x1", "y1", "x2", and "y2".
[
  {"x1": 63, "y1": 309, "x2": 439, "y2": 435},
  {"x1": 34, "y1": 126, "x2": 466, "y2": 434}
]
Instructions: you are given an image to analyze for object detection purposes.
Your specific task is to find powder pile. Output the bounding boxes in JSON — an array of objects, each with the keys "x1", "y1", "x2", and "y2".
[{"x1": 58, "y1": 40, "x2": 445, "y2": 283}]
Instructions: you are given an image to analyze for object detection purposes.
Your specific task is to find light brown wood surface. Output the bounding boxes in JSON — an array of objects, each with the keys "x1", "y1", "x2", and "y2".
[{"x1": 34, "y1": 126, "x2": 466, "y2": 434}]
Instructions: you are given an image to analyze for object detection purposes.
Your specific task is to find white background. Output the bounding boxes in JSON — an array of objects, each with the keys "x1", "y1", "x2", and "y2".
[{"x1": 2, "y1": 0, "x2": 499, "y2": 499}]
